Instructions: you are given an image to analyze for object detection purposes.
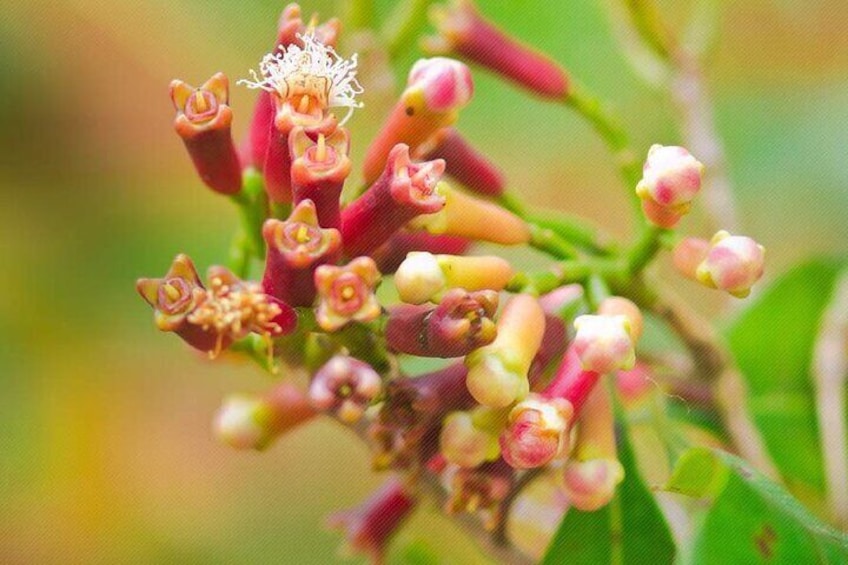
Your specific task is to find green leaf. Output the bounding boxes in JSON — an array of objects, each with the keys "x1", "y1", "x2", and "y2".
[
  {"x1": 666, "y1": 447, "x2": 848, "y2": 563},
  {"x1": 725, "y1": 258, "x2": 846, "y2": 503},
  {"x1": 542, "y1": 420, "x2": 676, "y2": 564}
]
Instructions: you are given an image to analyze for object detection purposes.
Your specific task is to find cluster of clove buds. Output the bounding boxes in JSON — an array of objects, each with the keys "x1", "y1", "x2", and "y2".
[{"x1": 138, "y1": 1, "x2": 765, "y2": 561}]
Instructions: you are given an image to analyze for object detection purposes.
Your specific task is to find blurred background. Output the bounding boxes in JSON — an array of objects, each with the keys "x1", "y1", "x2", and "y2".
[{"x1": 2, "y1": 0, "x2": 847, "y2": 562}]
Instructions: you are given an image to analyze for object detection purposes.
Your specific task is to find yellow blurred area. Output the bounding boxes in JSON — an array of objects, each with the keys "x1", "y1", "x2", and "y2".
[{"x1": 2, "y1": 0, "x2": 847, "y2": 562}]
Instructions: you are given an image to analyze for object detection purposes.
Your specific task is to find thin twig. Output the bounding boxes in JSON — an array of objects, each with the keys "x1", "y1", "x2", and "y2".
[
  {"x1": 630, "y1": 285, "x2": 780, "y2": 479},
  {"x1": 492, "y1": 468, "x2": 545, "y2": 545},
  {"x1": 670, "y1": 54, "x2": 739, "y2": 232},
  {"x1": 812, "y1": 272, "x2": 848, "y2": 527}
]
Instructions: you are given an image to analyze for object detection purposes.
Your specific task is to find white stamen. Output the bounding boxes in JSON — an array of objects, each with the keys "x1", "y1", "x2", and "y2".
[{"x1": 238, "y1": 33, "x2": 364, "y2": 125}]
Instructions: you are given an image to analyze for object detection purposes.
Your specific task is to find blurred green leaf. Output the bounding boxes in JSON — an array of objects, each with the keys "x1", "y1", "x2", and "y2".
[
  {"x1": 725, "y1": 259, "x2": 846, "y2": 504},
  {"x1": 541, "y1": 420, "x2": 675, "y2": 564},
  {"x1": 666, "y1": 447, "x2": 848, "y2": 563}
]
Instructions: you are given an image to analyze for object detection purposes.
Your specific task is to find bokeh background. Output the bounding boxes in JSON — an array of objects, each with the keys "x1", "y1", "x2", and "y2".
[{"x1": 2, "y1": 0, "x2": 847, "y2": 562}]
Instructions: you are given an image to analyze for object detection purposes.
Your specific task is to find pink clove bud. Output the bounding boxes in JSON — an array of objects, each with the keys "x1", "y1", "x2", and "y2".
[
  {"x1": 341, "y1": 145, "x2": 446, "y2": 258},
  {"x1": 262, "y1": 199, "x2": 342, "y2": 307},
  {"x1": 213, "y1": 381, "x2": 317, "y2": 450},
  {"x1": 561, "y1": 458, "x2": 625, "y2": 511},
  {"x1": 597, "y1": 297, "x2": 643, "y2": 343},
  {"x1": 362, "y1": 57, "x2": 473, "y2": 184},
  {"x1": 696, "y1": 230, "x2": 765, "y2": 298},
  {"x1": 560, "y1": 383, "x2": 624, "y2": 511},
  {"x1": 499, "y1": 395, "x2": 573, "y2": 469},
  {"x1": 417, "y1": 127, "x2": 505, "y2": 197},
  {"x1": 423, "y1": 0, "x2": 569, "y2": 99},
  {"x1": 170, "y1": 73, "x2": 242, "y2": 194},
  {"x1": 328, "y1": 479, "x2": 417, "y2": 565},
  {"x1": 572, "y1": 314, "x2": 636, "y2": 374},
  {"x1": 635, "y1": 144, "x2": 704, "y2": 228},
  {"x1": 385, "y1": 288, "x2": 498, "y2": 357},
  {"x1": 672, "y1": 236, "x2": 710, "y2": 281}
]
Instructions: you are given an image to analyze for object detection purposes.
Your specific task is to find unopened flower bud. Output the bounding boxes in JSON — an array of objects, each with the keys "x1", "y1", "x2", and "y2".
[
  {"x1": 616, "y1": 363, "x2": 653, "y2": 403},
  {"x1": 341, "y1": 145, "x2": 446, "y2": 257},
  {"x1": 641, "y1": 197, "x2": 686, "y2": 229},
  {"x1": 170, "y1": 73, "x2": 242, "y2": 194},
  {"x1": 572, "y1": 314, "x2": 636, "y2": 374},
  {"x1": 328, "y1": 479, "x2": 417, "y2": 564},
  {"x1": 137, "y1": 254, "x2": 214, "y2": 352},
  {"x1": 394, "y1": 252, "x2": 513, "y2": 305},
  {"x1": 439, "y1": 409, "x2": 501, "y2": 468},
  {"x1": 466, "y1": 294, "x2": 546, "y2": 407},
  {"x1": 672, "y1": 236, "x2": 710, "y2": 281},
  {"x1": 314, "y1": 257, "x2": 382, "y2": 331},
  {"x1": 372, "y1": 231, "x2": 471, "y2": 274},
  {"x1": 363, "y1": 57, "x2": 473, "y2": 183},
  {"x1": 409, "y1": 183, "x2": 530, "y2": 245},
  {"x1": 423, "y1": 0, "x2": 569, "y2": 99},
  {"x1": 597, "y1": 297, "x2": 643, "y2": 343},
  {"x1": 290, "y1": 127, "x2": 352, "y2": 229},
  {"x1": 636, "y1": 144, "x2": 704, "y2": 228},
  {"x1": 386, "y1": 288, "x2": 498, "y2": 357},
  {"x1": 213, "y1": 381, "x2": 316, "y2": 450},
  {"x1": 417, "y1": 127, "x2": 505, "y2": 197},
  {"x1": 560, "y1": 383, "x2": 623, "y2": 511},
  {"x1": 499, "y1": 395, "x2": 572, "y2": 469},
  {"x1": 695, "y1": 230, "x2": 765, "y2": 298},
  {"x1": 262, "y1": 199, "x2": 342, "y2": 306},
  {"x1": 309, "y1": 355, "x2": 382, "y2": 423},
  {"x1": 561, "y1": 458, "x2": 624, "y2": 511}
]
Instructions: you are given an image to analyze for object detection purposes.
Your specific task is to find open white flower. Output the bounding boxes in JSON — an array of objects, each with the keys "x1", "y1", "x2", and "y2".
[{"x1": 239, "y1": 33, "x2": 363, "y2": 125}]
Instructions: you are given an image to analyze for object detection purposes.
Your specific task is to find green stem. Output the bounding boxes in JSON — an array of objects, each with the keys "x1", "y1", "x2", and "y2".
[
  {"x1": 228, "y1": 230, "x2": 251, "y2": 279},
  {"x1": 626, "y1": 225, "x2": 666, "y2": 274},
  {"x1": 622, "y1": 0, "x2": 677, "y2": 62},
  {"x1": 585, "y1": 274, "x2": 611, "y2": 309},
  {"x1": 383, "y1": 0, "x2": 433, "y2": 59},
  {"x1": 563, "y1": 83, "x2": 644, "y2": 217},
  {"x1": 507, "y1": 260, "x2": 603, "y2": 295},
  {"x1": 229, "y1": 168, "x2": 267, "y2": 267},
  {"x1": 528, "y1": 223, "x2": 579, "y2": 259},
  {"x1": 527, "y1": 211, "x2": 618, "y2": 256},
  {"x1": 499, "y1": 190, "x2": 618, "y2": 256}
]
